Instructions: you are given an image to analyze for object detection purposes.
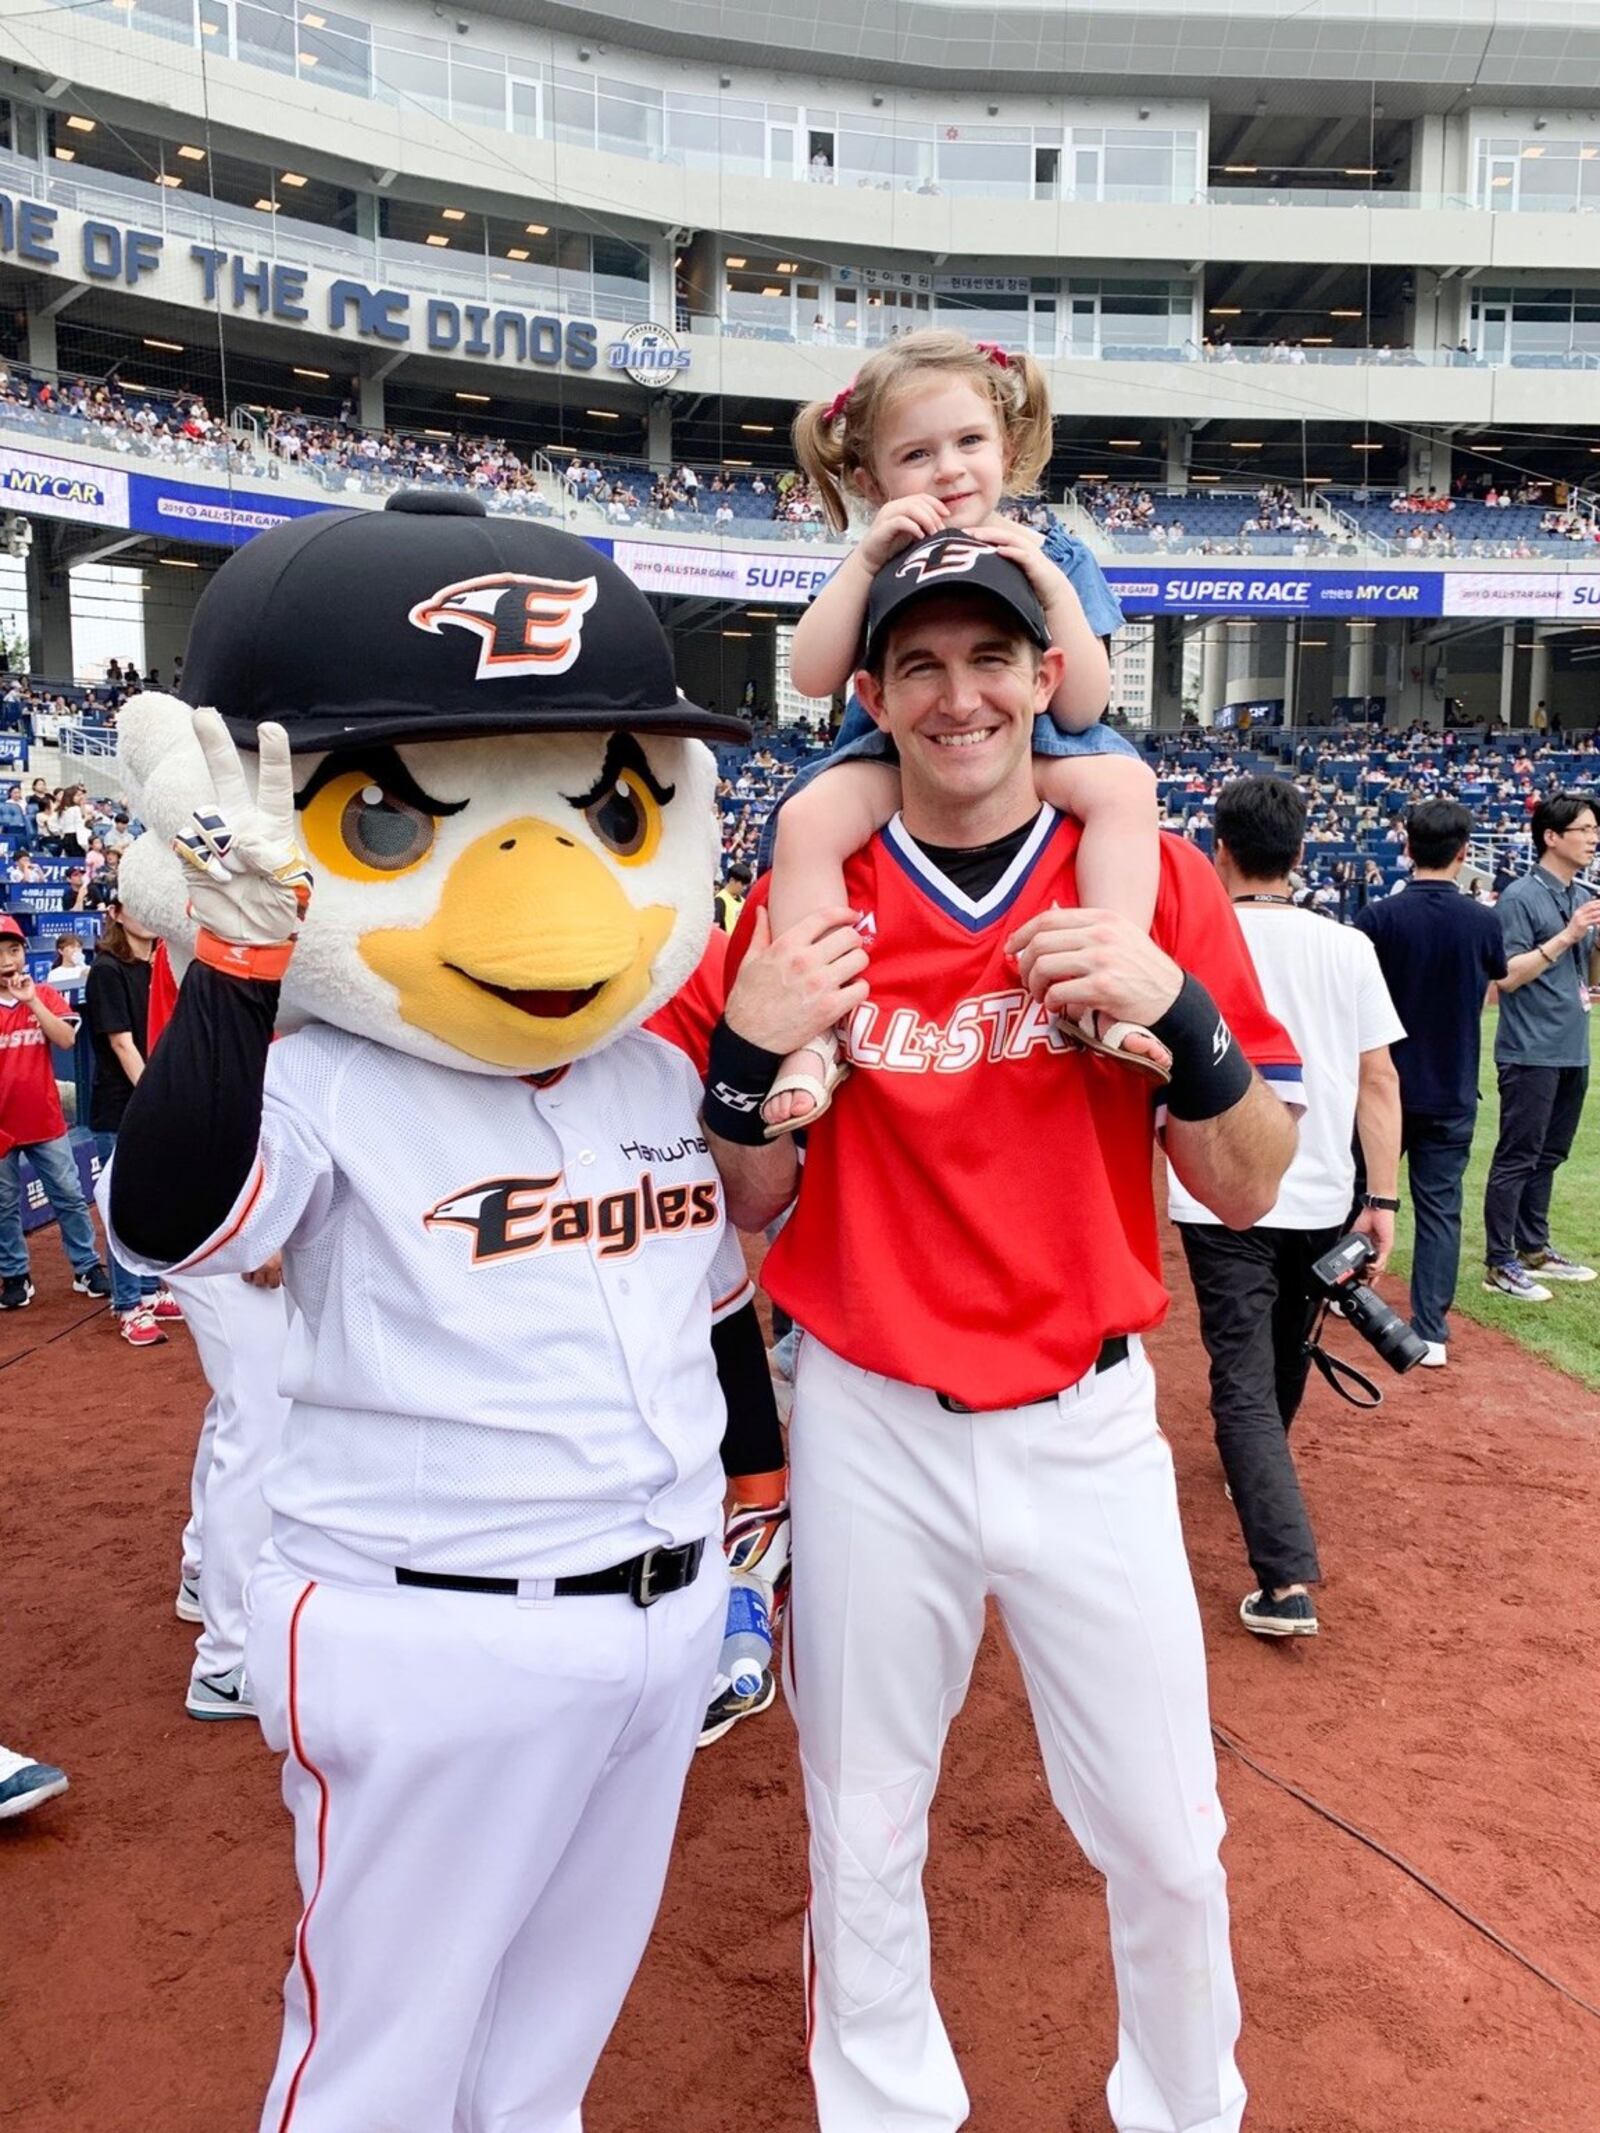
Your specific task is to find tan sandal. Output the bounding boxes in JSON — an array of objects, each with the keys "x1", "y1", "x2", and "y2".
[
  {"x1": 1057, "y1": 1010, "x2": 1172, "y2": 1084},
  {"x1": 761, "y1": 1027, "x2": 850, "y2": 1138}
]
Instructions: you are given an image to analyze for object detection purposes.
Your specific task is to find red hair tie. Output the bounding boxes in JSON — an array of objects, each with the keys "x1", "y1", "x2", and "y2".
[
  {"x1": 823, "y1": 383, "x2": 855, "y2": 425},
  {"x1": 975, "y1": 340, "x2": 1012, "y2": 370}
]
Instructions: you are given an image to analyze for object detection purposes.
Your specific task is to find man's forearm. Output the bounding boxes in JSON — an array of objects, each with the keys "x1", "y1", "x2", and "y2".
[
  {"x1": 1166, "y1": 1075, "x2": 1296, "y2": 1230},
  {"x1": 1356, "y1": 1072, "x2": 1401, "y2": 1200},
  {"x1": 707, "y1": 1128, "x2": 798, "y2": 1233}
]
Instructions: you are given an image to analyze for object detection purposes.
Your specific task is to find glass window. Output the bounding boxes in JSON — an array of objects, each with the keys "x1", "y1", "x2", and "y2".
[
  {"x1": 592, "y1": 235, "x2": 648, "y2": 283},
  {"x1": 236, "y1": 3, "x2": 295, "y2": 73},
  {"x1": 375, "y1": 47, "x2": 448, "y2": 119},
  {"x1": 303, "y1": 29, "x2": 369, "y2": 96},
  {"x1": 138, "y1": 0, "x2": 200, "y2": 46},
  {"x1": 936, "y1": 141, "x2": 1029, "y2": 196},
  {"x1": 451, "y1": 62, "x2": 507, "y2": 127},
  {"x1": 838, "y1": 130, "x2": 926, "y2": 183},
  {"x1": 198, "y1": 0, "x2": 230, "y2": 52},
  {"x1": 510, "y1": 78, "x2": 540, "y2": 137},
  {"x1": 551, "y1": 80, "x2": 596, "y2": 148}
]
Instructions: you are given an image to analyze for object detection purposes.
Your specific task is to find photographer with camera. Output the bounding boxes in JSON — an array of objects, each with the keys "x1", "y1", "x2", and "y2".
[{"x1": 1170, "y1": 777, "x2": 1405, "y2": 1639}]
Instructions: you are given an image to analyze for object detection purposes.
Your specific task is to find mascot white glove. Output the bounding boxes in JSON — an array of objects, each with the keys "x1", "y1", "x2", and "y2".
[{"x1": 173, "y1": 711, "x2": 313, "y2": 977}]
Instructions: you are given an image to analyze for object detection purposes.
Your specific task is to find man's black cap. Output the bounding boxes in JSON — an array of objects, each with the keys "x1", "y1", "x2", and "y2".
[
  {"x1": 182, "y1": 491, "x2": 750, "y2": 751},
  {"x1": 862, "y1": 532, "x2": 1052, "y2": 670}
]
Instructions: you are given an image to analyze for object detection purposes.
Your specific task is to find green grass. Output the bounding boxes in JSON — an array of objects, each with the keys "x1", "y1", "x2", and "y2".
[{"x1": 1387, "y1": 1009, "x2": 1600, "y2": 1388}]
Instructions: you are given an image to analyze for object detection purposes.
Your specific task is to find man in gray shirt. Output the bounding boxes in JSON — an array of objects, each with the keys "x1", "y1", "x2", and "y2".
[{"x1": 1482, "y1": 792, "x2": 1600, "y2": 1299}]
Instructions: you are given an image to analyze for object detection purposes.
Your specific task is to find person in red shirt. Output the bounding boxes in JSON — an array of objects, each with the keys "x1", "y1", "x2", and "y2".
[
  {"x1": 702, "y1": 538, "x2": 1301, "y2": 2133},
  {"x1": 0, "y1": 915, "x2": 111, "y2": 1309}
]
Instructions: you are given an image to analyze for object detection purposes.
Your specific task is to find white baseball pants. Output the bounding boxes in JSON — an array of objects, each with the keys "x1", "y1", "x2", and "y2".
[
  {"x1": 245, "y1": 1527, "x2": 726, "y2": 2133},
  {"x1": 787, "y1": 1335, "x2": 1245, "y2": 2133},
  {"x1": 169, "y1": 1270, "x2": 291, "y2": 1682}
]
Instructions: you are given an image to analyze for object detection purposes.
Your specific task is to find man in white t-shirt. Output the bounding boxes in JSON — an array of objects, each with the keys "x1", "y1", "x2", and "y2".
[{"x1": 1169, "y1": 776, "x2": 1404, "y2": 1641}]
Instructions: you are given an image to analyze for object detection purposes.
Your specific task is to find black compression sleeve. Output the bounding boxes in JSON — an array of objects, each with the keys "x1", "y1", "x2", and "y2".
[
  {"x1": 111, "y1": 962, "x2": 280, "y2": 1265},
  {"x1": 713, "y1": 1298, "x2": 786, "y2": 1480}
]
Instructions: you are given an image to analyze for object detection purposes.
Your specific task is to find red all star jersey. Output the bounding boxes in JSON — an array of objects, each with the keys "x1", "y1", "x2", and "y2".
[{"x1": 732, "y1": 807, "x2": 1304, "y2": 1408}]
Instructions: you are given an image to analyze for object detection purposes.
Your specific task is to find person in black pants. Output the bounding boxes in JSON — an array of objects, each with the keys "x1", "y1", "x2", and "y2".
[
  {"x1": 1354, "y1": 801, "x2": 1508, "y2": 1365},
  {"x1": 1479, "y1": 793, "x2": 1600, "y2": 1301},
  {"x1": 1170, "y1": 776, "x2": 1404, "y2": 1640}
]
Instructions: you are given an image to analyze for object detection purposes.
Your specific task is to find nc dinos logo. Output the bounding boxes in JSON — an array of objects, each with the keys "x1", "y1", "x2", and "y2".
[{"x1": 407, "y1": 572, "x2": 598, "y2": 679}]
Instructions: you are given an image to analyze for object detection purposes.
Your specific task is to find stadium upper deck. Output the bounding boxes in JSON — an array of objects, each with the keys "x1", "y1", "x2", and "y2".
[{"x1": 3, "y1": 0, "x2": 1600, "y2": 724}]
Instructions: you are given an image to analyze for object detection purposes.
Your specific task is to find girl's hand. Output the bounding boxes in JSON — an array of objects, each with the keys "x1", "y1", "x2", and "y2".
[
  {"x1": 856, "y1": 494, "x2": 951, "y2": 573},
  {"x1": 968, "y1": 519, "x2": 1063, "y2": 607}
]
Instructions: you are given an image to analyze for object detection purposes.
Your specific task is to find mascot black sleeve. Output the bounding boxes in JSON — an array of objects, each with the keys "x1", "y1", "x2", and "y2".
[
  {"x1": 713, "y1": 1298, "x2": 785, "y2": 1479},
  {"x1": 111, "y1": 964, "x2": 279, "y2": 1265}
]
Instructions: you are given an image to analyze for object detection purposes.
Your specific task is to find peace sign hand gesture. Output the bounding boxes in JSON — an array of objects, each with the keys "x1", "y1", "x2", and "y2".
[{"x1": 173, "y1": 710, "x2": 312, "y2": 952}]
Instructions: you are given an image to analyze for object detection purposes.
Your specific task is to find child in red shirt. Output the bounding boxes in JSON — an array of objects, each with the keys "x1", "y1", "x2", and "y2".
[{"x1": 0, "y1": 916, "x2": 110, "y2": 1309}]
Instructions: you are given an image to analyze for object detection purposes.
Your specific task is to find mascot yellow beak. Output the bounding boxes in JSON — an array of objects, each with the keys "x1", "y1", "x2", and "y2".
[{"x1": 359, "y1": 816, "x2": 674, "y2": 1070}]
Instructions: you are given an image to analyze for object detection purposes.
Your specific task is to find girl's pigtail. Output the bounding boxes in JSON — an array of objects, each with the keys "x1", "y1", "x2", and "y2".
[
  {"x1": 1000, "y1": 350, "x2": 1054, "y2": 498},
  {"x1": 792, "y1": 397, "x2": 855, "y2": 533}
]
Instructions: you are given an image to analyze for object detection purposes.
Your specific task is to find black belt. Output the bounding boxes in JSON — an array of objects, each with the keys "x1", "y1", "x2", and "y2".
[
  {"x1": 935, "y1": 1335, "x2": 1130, "y2": 1414},
  {"x1": 395, "y1": 1538, "x2": 705, "y2": 1609}
]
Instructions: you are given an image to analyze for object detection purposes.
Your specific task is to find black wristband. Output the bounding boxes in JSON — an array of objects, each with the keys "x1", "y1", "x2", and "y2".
[
  {"x1": 704, "y1": 1017, "x2": 786, "y2": 1145},
  {"x1": 1149, "y1": 974, "x2": 1254, "y2": 1122}
]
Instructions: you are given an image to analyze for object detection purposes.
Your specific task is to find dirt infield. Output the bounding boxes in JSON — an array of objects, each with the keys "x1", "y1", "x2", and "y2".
[{"x1": 4, "y1": 1228, "x2": 1599, "y2": 2133}]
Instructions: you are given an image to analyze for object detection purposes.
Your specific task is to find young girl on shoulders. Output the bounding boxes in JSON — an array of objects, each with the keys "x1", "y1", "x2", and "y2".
[{"x1": 761, "y1": 328, "x2": 1164, "y2": 1131}]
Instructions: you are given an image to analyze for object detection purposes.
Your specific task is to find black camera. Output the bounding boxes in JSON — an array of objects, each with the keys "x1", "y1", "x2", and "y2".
[{"x1": 1308, "y1": 1232, "x2": 1429, "y2": 1379}]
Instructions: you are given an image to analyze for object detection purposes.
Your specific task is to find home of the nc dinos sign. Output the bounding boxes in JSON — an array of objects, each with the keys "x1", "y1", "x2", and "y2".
[{"x1": 0, "y1": 193, "x2": 690, "y2": 384}]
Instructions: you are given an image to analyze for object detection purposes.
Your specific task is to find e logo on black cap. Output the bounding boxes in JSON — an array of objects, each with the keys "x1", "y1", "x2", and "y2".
[
  {"x1": 407, "y1": 572, "x2": 599, "y2": 680},
  {"x1": 894, "y1": 537, "x2": 989, "y2": 583}
]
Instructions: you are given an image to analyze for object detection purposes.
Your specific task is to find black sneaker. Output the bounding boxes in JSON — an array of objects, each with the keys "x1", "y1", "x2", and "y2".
[
  {"x1": 72, "y1": 1264, "x2": 112, "y2": 1300},
  {"x1": 0, "y1": 1275, "x2": 34, "y2": 1311},
  {"x1": 1240, "y1": 1589, "x2": 1319, "y2": 1638}
]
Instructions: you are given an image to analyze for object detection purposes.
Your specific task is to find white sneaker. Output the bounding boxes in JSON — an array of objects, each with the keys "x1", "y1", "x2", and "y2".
[
  {"x1": 0, "y1": 1743, "x2": 69, "y2": 1820},
  {"x1": 1418, "y1": 1342, "x2": 1448, "y2": 1368},
  {"x1": 185, "y1": 1664, "x2": 257, "y2": 1722},
  {"x1": 1521, "y1": 1248, "x2": 1597, "y2": 1284},
  {"x1": 175, "y1": 1575, "x2": 203, "y2": 1624}
]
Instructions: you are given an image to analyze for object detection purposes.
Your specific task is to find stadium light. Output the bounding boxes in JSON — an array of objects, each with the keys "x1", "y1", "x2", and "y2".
[
  {"x1": 776, "y1": 262, "x2": 798, "y2": 273},
  {"x1": 1329, "y1": 309, "x2": 1364, "y2": 318},
  {"x1": 293, "y1": 367, "x2": 330, "y2": 380},
  {"x1": 723, "y1": 458, "x2": 752, "y2": 467},
  {"x1": 1208, "y1": 306, "x2": 1242, "y2": 316},
  {"x1": 1476, "y1": 444, "x2": 1504, "y2": 452},
  {"x1": 1232, "y1": 441, "x2": 1263, "y2": 449},
  {"x1": 302, "y1": 10, "x2": 327, "y2": 24},
  {"x1": 506, "y1": 248, "x2": 530, "y2": 260},
  {"x1": 1350, "y1": 443, "x2": 1384, "y2": 451},
  {"x1": 426, "y1": 234, "x2": 449, "y2": 246},
  {"x1": 53, "y1": 147, "x2": 75, "y2": 162},
  {"x1": 298, "y1": 51, "x2": 319, "y2": 68},
  {"x1": 1220, "y1": 165, "x2": 1257, "y2": 175},
  {"x1": 177, "y1": 145, "x2": 206, "y2": 161},
  {"x1": 723, "y1": 631, "x2": 753, "y2": 639},
  {"x1": 725, "y1": 256, "x2": 748, "y2": 268},
  {"x1": 65, "y1": 115, "x2": 96, "y2": 133},
  {"x1": 159, "y1": 558, "x2": 200, "y2": 569},
  {"x1": 585, "y1": 409, "x2": 621, "y2": 419},
  {"x1": 525, "y1": 223, "x2": 548, "y2": 235},
  {"x1": 456, "y1": 392, "x2": 490, "y2": 403},
  {"x1": 442, "y1": 208, "x2": 466, "y2": 221},
  {"x1": 280, "y1": 171, "x2": 307, "y2": 185},
  {"x1": 255, "y1": 199, "x2": 280, "y2": 213},
  {"x1": 155, "y1": 173, "x2": 182, "y2": 187},
  {"x1": 741, "y1": 423, "x2": 774, "y2": 433},
  {"x1": 143, "y1": 338, "x2": 184, "y2": 352},
  {"x1": 1108, "y1": 439, "x2": 1142, "y2": 447}
]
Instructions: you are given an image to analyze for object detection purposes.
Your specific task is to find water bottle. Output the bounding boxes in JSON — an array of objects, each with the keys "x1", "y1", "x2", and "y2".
[{"x1": 717, "y1": 1569, "x2": 773, "y2": 1700}]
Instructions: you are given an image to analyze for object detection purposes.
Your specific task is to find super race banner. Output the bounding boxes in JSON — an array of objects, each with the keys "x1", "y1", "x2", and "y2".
[{"x1": 1101, "y1": 567, "x2": 1445, "y2": 617}]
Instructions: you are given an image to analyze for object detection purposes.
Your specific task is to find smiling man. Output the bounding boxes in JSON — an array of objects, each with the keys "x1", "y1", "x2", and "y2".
[{"x1": 705, "y1": 533, "x2": 1302, "y2": 2133}]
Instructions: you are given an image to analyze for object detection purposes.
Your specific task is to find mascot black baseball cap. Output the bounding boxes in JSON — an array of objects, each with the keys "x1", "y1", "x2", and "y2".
[
  {"x1": 181, "y1": 491, "x2": 751, "y2": 750},
  {"x1": 861, "y1": 532, "x2": 1052, "y2": 671}
]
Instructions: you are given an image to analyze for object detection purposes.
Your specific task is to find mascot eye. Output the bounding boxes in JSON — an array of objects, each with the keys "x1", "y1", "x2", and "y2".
[
  {"x1": 584, "y1": 769, "x2": 662, "y2": 867},
  {"x1": 301, "y1": 771, "x2": 438, "y2": 882}
]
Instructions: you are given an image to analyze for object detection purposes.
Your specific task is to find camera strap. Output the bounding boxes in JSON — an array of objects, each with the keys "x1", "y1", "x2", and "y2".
[{"x1": 1304, "y1": 1306, "x2": 1385, "y2": 1410}]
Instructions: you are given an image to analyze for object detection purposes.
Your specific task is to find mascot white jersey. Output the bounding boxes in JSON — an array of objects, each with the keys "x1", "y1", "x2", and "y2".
[{"x1": 106, "y1": 491, "x2": 755, "y2": 2133}]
